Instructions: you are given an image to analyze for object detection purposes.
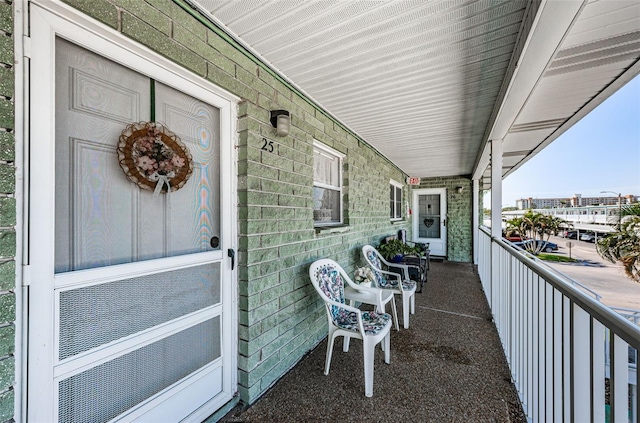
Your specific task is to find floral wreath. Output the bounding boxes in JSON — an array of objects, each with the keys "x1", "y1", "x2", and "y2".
[{"x1": 117, "y1": 121, "x2": 193, "y2": 195}]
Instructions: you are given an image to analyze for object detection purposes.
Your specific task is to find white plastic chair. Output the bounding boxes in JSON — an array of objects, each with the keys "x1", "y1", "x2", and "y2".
[
  {"x1": 362, "y1": 245, "x2": 417, "y2": 329},
  {"x1": 309, "y1": 259, "x2": 392, "y2": 397}
]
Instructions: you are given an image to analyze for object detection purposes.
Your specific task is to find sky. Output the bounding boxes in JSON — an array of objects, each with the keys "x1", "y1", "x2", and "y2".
[{"x1": 487, "y1": 74, "x2": 640, "y2": 208}]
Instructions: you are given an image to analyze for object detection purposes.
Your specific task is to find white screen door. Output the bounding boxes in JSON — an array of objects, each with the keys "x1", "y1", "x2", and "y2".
[
  {"x1": 28, "y1": 6, "x2": 236, "y2": 422},
  {"x1": 413, "y1": 188, "x2": 447, "y2": 257}
]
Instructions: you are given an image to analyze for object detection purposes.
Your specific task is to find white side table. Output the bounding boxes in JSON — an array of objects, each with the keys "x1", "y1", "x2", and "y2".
[{"x1": 344, "y1": 284, "x2": 399, "y2": 331}]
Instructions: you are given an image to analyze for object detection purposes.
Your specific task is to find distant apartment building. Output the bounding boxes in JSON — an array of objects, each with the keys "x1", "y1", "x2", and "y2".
[
  {"x1": 516, "y1": 193, "x2": 638, "y2": 209},
  {"x1": 516, "y1": 197, "x2": 563, "y2": 209}
]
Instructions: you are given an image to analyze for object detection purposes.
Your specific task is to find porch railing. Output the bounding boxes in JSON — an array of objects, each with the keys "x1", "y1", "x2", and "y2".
[{"x1": 478, "y1": 227, "x2": 640, "y2": 422}]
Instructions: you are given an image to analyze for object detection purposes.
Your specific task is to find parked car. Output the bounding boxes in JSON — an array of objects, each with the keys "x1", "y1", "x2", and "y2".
[
  {"x1": 504, "y1": 234, "x2": 525, "y2": 242},
  {"x1": 560, "y1": 230, "x2": 577, "y2": 239},
  {"x1": 579, "y1": 232, "x2": 607, "y2": 243},
  {"x1": 513, "y1": 239, "x2": 558, "y2": 252}
]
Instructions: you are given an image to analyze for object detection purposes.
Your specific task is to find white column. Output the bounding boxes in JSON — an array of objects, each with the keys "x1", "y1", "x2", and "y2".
[
  {"x1": 488, "y1": 139, "x2": 503, "y2": 308},
  {"x1": 491, "y1": 139, "x2": 503, "y2": 237},
  {"x1": 473, "y1": 178, "x2": 479, "y2": 264}
]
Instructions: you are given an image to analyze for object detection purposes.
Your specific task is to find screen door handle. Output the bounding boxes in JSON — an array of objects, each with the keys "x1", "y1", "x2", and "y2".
[{"x1": 227, "y1": 249, "x2": 235, "y2": 270}]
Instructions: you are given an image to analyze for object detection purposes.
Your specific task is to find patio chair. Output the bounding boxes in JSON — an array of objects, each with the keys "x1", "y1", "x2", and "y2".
[
  {"x1": 397, "y1": 229, "x2": 429, "y2": 292},
  {"x1": 362, "y1": 245, "x2": 417, "y2": 329},
  {"x1": 309, "y1": 259, "x2": 392, "y2": 397}
]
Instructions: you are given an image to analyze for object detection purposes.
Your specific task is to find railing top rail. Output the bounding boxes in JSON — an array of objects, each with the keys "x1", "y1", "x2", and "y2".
[
  {"x1": 609, "y1": 306, "x2": 640, "y2": 315},
  {"x1": 479, "y1": 226, "x2": 640, "y2": 349},
  {"x1": 538, "y1": 264, "x2": 602, "y2": 301}
]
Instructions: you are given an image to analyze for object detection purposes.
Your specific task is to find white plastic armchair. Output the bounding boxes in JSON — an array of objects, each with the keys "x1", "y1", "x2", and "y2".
[
  {"x1": 309, "y1": 259, "x2": 392, "y2": 397},
  {"x1": 362, "y1": 245, "x2": 417, "y2": 329}
]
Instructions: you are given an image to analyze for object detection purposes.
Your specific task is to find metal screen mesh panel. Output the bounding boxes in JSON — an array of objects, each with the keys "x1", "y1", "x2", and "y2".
[
  {"x1": 59, "y1": 262, "x2": 220, "y2": 360},
  {"x1": 58, "y1": 317, "x2": 221, "y2": 423}
]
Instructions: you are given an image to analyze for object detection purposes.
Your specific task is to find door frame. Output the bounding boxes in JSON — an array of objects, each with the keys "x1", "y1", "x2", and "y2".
[
  {"x1": 412, "y1": 188, "x2": 447, "y2": 257},
  {"x1": 25, "y1": 2, "x2": 239, "y2": 421}
]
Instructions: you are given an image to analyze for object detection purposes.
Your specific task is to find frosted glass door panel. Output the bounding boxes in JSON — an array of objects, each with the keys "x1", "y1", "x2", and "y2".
[
  {"x1": 418, "y1": 194, "x2": 441, "y2": 238},
  {"x1": 54, "y1": 38, "x2": 150, "y2": 273},
  {"x1": 54, "y1": 39, "x2": 221, "y2": 273},
  {"x1": 153, "y1": 82, "x2": 220, "y2": 256}
]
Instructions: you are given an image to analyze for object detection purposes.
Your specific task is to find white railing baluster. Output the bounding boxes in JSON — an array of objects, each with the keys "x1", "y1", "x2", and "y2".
[
  {"x1": 545, "y1": 283, "x2": 553, "y2": 422},
  {"x1": 573, "y1": 305, "x2": 591, "y2": 422},
  {"x1": 611, "y1": 334, "x2": 629, "y2": 422},
  {"x1": 511, "y1": 254, "x2": 517, "y2": 378},
  {"x1": 527, "y1": 266, "x2": 534, "y2": 417},
  {"x1": 564, "y1": 296, "x2": 571, "y2": 422},
  {"x1": 553, "y1": 288, "x2": 563, "y2": 422},
  {"x1": 592, "y1": 320, "x2": 606, "y2": 422},
  {"x1": 532, "y1": 273, "x2": 540, "y2": 421}
]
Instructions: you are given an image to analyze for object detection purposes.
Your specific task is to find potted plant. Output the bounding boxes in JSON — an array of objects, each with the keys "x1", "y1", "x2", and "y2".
[{"x1": 378, "y1": 239, "x2": 420, "y2": 262}]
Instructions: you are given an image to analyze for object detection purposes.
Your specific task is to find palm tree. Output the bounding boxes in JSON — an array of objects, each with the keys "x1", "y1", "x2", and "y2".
[
  {"x1": 506, "y1": 210, "x2": 566, "y2": 255},
  {"x1": 596, "y1": 203, "x2": 640, "y2": 282}
]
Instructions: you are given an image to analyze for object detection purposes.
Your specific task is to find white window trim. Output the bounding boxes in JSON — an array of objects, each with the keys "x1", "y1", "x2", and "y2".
[
  {"x1": 390, "y1": 179, "x2": 403, "y2": 221},
  {"x1": 313, "y1": 141, "x2": 345, "y2": 226}
]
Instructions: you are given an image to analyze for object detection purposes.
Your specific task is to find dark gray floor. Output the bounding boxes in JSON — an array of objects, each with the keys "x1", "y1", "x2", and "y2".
[{"x1": 221, "y1": 261, "x2": 526, "y2": 422}]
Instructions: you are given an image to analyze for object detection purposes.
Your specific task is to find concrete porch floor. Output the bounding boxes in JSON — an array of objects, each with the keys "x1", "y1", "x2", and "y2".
[{"x1": 221, "y1": 261, "x2": 526, "y2": 422}]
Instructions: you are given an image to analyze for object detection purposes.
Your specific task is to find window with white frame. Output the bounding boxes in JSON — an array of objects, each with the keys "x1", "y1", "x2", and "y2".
[
  {"x1": 313, "y1": 141, "x2": 344, "y2": 225},
  {"x1": 390, "y1": 180, "x2": 403, "y2": 220}
]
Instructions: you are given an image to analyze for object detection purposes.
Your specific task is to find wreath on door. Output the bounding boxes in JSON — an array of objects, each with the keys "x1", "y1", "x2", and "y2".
[{"x1": 117, "y1": 121, "x2": 193, "y2": 195}]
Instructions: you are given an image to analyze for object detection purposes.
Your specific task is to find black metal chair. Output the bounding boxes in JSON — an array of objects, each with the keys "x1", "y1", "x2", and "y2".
[{"x1": 397, "y1": 229, "x2": 429, "y2": 293}]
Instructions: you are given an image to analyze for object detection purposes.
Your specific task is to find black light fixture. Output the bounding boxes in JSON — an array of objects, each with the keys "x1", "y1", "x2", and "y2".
[{"x1": 270, "y1": 110, "x2": 290, "y2": 136}]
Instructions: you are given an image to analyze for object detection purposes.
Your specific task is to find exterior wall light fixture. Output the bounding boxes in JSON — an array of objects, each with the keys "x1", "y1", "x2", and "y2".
[{"x1": 270, "y1": 110, "x2": 290, "y2": 137}]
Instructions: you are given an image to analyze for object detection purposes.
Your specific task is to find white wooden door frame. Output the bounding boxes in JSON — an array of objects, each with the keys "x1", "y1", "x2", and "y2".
[
  {"x1": 412, "y1": 188, "x2": 447, "y2": 257},
  {"x1": 26, "y1": 2, "x2": 238, "y2": 421}
]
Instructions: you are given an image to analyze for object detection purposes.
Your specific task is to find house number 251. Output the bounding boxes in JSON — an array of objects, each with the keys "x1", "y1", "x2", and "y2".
[{"x1": 261, "y1": 138, "x2": 274, "y2": 153}]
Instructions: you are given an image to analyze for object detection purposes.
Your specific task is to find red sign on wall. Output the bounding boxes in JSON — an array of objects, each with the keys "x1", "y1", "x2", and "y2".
[{"x1": 406, "y1": 177, "x2": 421, "y2": 185}]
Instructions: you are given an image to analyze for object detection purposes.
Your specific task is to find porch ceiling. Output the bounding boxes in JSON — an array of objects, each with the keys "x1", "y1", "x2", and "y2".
[{"x1": 188, "y1": 0, "x2": 640, "y2": 184}]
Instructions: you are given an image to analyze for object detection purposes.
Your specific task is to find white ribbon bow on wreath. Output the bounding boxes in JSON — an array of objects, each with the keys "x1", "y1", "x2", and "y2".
[{"x1": 150, "y1": 171, "x2": 175, "y2": 197}]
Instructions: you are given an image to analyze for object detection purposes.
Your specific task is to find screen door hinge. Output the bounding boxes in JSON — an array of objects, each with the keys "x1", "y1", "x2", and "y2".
[
  {"x1": 22, "y1": 264, "x2": 31, "y2": 286},
  {"x1": 23, "y1": 35, "x2": 31, "y2": 58}
]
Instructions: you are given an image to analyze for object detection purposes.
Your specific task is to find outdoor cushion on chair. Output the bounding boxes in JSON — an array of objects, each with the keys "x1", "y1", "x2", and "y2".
[
  {"x1": 309, "y1": 259, "x2": 392, "y2": 397},
  {"x1": 335, "y1": 310, "x2": 391, "y2": 335}
]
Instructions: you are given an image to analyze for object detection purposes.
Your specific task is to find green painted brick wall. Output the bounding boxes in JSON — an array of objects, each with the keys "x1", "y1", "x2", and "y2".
[
  {"x1": 0, "y1": 0, "x2": 15, "y2": 421},
  {"x1": 415, "y1": 176, "x2": 473, "y2": 263},
  {"x1": 52, "y1": 0, "x2": 466, "y2": 410},
  {"x1": 0, "y1": 389, "x2": 13, "y2": 422}
]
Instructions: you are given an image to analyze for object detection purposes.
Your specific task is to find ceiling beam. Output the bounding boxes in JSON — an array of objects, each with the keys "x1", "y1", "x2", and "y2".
[{"x1": 472, "y1": 0, "x2": 587, "y2": 180}]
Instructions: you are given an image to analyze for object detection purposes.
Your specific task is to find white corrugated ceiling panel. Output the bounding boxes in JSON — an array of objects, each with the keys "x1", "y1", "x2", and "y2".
[
  {"x1": 192, "y1": 0, "x2": 529, "y2": 178},
  {"x1": 190, "y1": 0, "x2": 640, "y2": 183}
]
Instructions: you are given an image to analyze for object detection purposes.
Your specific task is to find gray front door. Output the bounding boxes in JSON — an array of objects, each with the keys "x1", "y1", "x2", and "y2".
[{"x1": 28, "y1": 8, "x2": 237, "y2": 421}]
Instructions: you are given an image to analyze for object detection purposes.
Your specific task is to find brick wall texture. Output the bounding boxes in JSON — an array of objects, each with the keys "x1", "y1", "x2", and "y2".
[
  {"x1": 0, "y1": 0, "x2": 15, "y2": 420},
  {"x1": 0, "y1": 0, "x2": 476, "y2": 412}
]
